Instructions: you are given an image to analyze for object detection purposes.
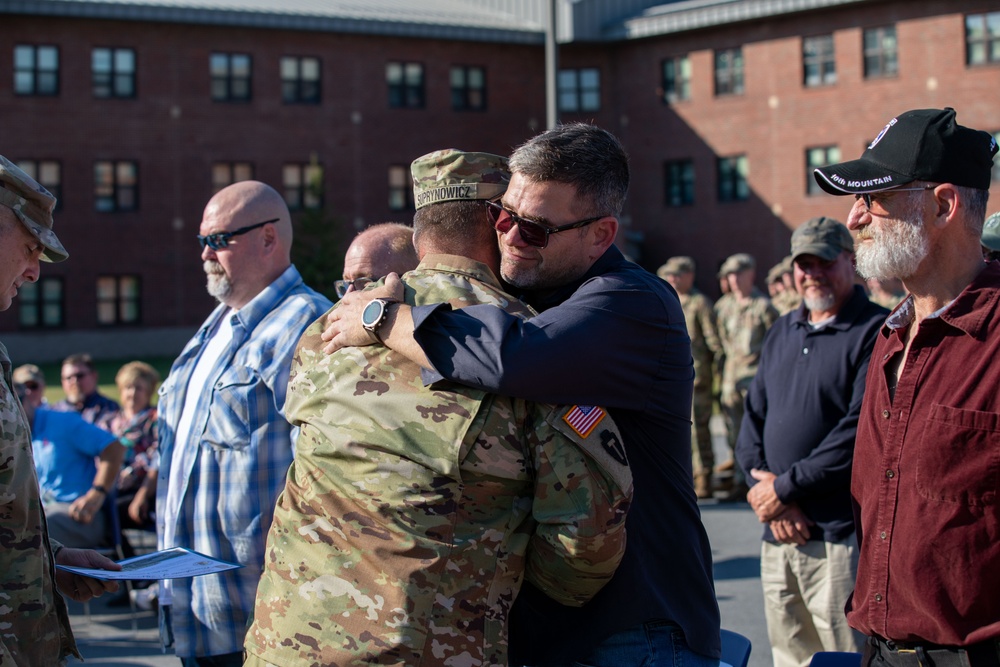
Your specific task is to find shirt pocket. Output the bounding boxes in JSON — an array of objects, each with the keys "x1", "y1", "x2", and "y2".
[
  {"x1": 201, "y1": 365, "x2": 260, "y2": 453},
  {"x1": 916, "y1": 403, "x2": 1000, "y2": 507}
]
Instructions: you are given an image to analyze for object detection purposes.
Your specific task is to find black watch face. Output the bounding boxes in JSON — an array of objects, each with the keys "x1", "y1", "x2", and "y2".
[{"x1": 362, "y1": 300, "x2": 383, "y2": 328}]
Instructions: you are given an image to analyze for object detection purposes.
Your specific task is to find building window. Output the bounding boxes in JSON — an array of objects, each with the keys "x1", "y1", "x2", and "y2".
[
  {"x1": 210, "y1": 53, "x2": 252, "y2": 101},
  {"x1": 14, "y1": 45, "x2": 59, "y2": 96},
  {"x1": 863, "y1": 26, "x2": 898, "y2": 78},
  {"x1": 803, "y1": 34, "x2": 836, "y2": 87},
  {"x1": 212, "y1": 162, "x2": 254, "y2": 194},
  {"x1": 97, "y1": 276, "x2": 140, "y2": 325},
  {"x1": 387, "y1": 62, "x2": 425, "y2": 109},
  {"x1": 661, "y1": 55, "x2": 691, "y2": 103},
  {"x1": 664, "y1": 160, "x2": 695, "y2": 206},
  {"x1": 283, "y1": 163, "x2": 323, "y2": 210},
  {"x1": 94, "y1": 160, "x2": 138, "y2": 212},
  {"x1": 19, "y1": 277, "x2": 64, "y2": 329},
  {"x1": 388, "y1": 165, "x2": 412, "y2": 211},
  {"x1": 557, "y1": 68, "x2": 600, "y2": 113},
  {"x1": 805, "y1": 146, "x2": 841, "y2": 195},
  {"x1": 451, "y1": 66, "x2": 486, "y2": 111},
  {"x1": 281, "y1": 56, "x2": 321, "y2": 104},
  {"x1": 714, "y1": 47, "x2": 744, "y2": 96},
  {"x1": 966, "y1": 13, "x2": 1000, "y2": 66},
  {"x1": 92, "y1": 47, "x2": 136, "y2": 98},
  {"x1": 16, "y1": 160, "x2": 61, "y2": 209},
  {"x1": 717, "y1": 155, "x2": 749, "y2": 202}
]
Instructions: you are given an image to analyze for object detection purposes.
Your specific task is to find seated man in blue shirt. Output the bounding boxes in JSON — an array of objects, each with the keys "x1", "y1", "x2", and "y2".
[{"x1": 16, "y1": 369, "x2": 125, "y2": 548}]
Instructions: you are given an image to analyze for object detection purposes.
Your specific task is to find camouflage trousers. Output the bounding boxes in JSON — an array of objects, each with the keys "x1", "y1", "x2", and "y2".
[
  {"x1": 691, "y1": 387, "x2": 714, "y2": 476},
  {"x1": 720, "y1": 381, "x2": 750, "y2": 485}
]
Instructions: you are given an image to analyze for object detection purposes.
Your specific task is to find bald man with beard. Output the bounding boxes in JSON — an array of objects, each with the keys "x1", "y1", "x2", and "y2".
[
  {"x1": 153, "y1": 181, "x2": 332, "y2": 666},
  {"x1": 336, "y1": 222, "x2": 418, "y2": 298}
]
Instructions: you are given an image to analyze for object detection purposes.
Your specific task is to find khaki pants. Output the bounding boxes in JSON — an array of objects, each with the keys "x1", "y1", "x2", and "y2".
[{"x1": 761, "y1": 535, "x2": 863, "y2": 667}]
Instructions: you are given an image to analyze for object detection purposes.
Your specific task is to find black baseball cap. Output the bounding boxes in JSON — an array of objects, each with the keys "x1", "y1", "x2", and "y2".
[{"x1": 814, "y1": 108, "x2": 998, "y2": 195}]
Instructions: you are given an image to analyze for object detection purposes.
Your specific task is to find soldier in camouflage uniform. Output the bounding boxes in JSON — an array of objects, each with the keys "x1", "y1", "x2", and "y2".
[
  {"x1": 767, "y1": 256, "x2": 802, "y2": 315},
  {"x1": 658, "y1": 256, "x2": 722, "y2": 498},
  {"x1": 0, "y1": 156, "x2": 120, "y2": 666},
  {"x1": 715, "y1": 253, "x2": 778, "y2": 500},
  {"x1": 245, "y1": 150, "x2": 632, "y2": 667}
]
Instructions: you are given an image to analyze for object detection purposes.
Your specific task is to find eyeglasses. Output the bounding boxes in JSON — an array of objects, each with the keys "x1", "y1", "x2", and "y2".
[
  {"x1": 485, "y1": 199, "x2": 604, "y2": 249},
  {"x1": 856, "y1": 185, "x2": 937, "y2": 212},
  {"x1": 197, "y1": 218, "x2": 279, "y2": 250},
  {"x1": 23, "y1": 381, "x2": 40, "y2": 391},
  {"x1": 62, "y1": 372, "x2": 88, "y2": 382},
  {"x1": 334, "y1": 276, "x2": 372, "y2": 299}
]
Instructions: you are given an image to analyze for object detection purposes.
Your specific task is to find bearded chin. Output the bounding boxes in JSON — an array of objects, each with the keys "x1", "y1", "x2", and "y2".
[
  {"x1": 204, "y1": 261, "x2": 233, "y2": 302},
  {"x1": 855, "y1": 230, "x2": 929, "y2": 281}
]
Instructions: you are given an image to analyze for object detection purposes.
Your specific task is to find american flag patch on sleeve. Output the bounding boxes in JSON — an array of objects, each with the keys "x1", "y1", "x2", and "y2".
[{"x1": 562, "y1": 405, "x2": 606, "y2": 438}]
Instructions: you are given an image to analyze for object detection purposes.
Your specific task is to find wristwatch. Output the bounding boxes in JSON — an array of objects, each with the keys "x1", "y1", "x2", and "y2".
[{"x1": 361, "y1": 298, "x2": 398, "y2": 344}]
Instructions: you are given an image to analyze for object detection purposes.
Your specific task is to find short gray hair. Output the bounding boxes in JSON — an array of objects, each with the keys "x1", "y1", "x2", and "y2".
[{"x1": 508, "y1": 123, "x2": 629, "y2": 218}]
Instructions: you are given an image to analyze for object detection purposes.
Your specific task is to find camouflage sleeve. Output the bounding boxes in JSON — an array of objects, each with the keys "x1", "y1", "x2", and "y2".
[
  {"x1": 699, "y1": 299, "x2": 723, "y2": 359},
  {"x1": 522, "y1": 404, "x2": 632, "y2": 607},
  {"x1": 763, "y1": 300, "x2": 779, "y2": 330}
]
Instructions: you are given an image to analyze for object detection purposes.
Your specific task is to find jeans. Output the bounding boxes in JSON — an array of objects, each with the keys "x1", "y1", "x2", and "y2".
[{"x1": 552, "y1": 621, "x2": 721, "y2": 667}]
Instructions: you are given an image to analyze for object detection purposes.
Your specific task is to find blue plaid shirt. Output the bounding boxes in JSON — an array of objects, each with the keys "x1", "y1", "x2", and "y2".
[{"x1": 155, "y1": 265, "x2": 331, "y2": 658}]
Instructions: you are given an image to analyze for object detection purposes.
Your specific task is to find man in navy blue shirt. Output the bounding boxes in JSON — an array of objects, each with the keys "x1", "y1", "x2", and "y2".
[
  {"x1": 323, "y1": 123, "x2": 721, "y2": 667},
  {"x1": 736, "y1": 217, "x2": 887, "y2": 667}
]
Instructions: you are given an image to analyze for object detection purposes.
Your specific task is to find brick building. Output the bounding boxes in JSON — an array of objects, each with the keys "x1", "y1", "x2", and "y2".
[{"x1": 2, "y1": 0, "x2": 998, "y2": 361}]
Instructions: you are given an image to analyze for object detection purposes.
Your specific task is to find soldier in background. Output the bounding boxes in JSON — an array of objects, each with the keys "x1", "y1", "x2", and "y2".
[
  {"x1": 659, "y1": 256, "x2": 722, "y2": 499},
  {"x1": 715, "y1": 253, "x2": 778, "y2": 501},
  {"x1": 245, "y1": 149, "x2": 631, "y2": 667},
  {"x1": 981, "y1": 211, "x2": 1000, "y2": 262},
  {"x1": 768, "y1": 256, "x2": 802, "y2": 315}
]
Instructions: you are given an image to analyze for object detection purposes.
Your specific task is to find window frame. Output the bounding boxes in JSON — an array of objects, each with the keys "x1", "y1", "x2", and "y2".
[
  {"x1": 717, "y1": 155, "x2": 750, "y2": 203},
  {"x1": 661, "y1": 55, "x2": 691, "y2": 104},
  {"x1": 282, "y1": 163, "x2": 324, "y2": 211},
  {"x1": 388, "y1": 164, "x2": 413, "y2": 211},
  {"x1": 92, "y1": 46, "x2": 136, "y2": 99},
  {"x1": 714, "y1": 47, "x2": 745, "y2": 97},
  {"x1": 211, "y1": 162, "x2": 255, "y2": 194},
  {"x1": 557, "y1": 67, "x2": 601, "y2": 113},
  {"x1": 16, "y1": 159, "x2": 62, "y2": 210},
  {"x1": 18, "y1": 276, "x2": 65, "y2": 329},
  {"x1": 965, "y1": 12, "x2": 1000, "y2": 66},
  {"x1": 664, "y1": 159, "x2": 695, "y2": 207},
  {"x1": 803, "y1": 34, "x2": 836, "y2": 87},
  {"x1": 94, "y1": 160, "x2": 139, "y2": 212},
  {"x1": 210, "y1": 52, "x2": 253, "y2": 102},
  {"x1": 863, "y1": 25, "x2": 899, "y2": 79},
  {"x1": 805, "y1": 146, "x2": 842, "y2": 196},
  {"x1": 450, "y1": 65, "x2": 486, "y2": 111},
  {"x1": 96, "y1": 275, "x2": 142, "y2": 326},
  {"x1": 14, "y1": 44, "x2": 59, "y2": 96},
  {"x1": 387, "y1": 61, "x2": 426, "y2": 109},
  {"x1": 280, "y1": 55, "x2": 321, "y2": 104}
]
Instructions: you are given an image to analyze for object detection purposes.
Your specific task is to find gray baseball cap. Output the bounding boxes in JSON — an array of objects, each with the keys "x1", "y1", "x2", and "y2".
[
  {"x1": 791, "y1": 217, "x2": 853, "y2": 262},
  {"x1": 0, "y1": 155, "x2": 67, "y2": 262}
]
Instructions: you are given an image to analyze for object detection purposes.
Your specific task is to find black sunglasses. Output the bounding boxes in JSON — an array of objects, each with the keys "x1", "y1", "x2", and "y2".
[
  {"x1": 197, "y1": 218, "x2": 279, "y2": 250},
  {"x1": 485, "y1": 199, "x2": 603, "y2": 249},
  {"x1": 334, "y1": 277, "x2": 372, "y2": 299}
]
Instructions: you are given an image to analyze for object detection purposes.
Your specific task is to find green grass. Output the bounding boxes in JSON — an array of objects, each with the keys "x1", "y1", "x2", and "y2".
[{"x1": 33, "y1": 356, "x2": 176, "y2": 405}]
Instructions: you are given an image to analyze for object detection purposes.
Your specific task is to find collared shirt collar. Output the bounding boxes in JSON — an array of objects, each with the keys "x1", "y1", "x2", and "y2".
[
  {"x1": 200, "y1": 264, "x2": 305, "y2": 338},
  {"x1": 880, "y1": 261, "x2": 1000, "y2": 341}
]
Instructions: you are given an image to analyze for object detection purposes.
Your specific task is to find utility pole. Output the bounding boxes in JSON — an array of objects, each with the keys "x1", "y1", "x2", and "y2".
[{"x1": 545, "y1": 0, "x2": 558, "y2": 129}]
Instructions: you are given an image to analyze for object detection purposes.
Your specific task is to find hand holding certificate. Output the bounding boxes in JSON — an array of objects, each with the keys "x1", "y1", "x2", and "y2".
[{"x1": 56, "y1": 547, "x2": 242, "y2": 580}]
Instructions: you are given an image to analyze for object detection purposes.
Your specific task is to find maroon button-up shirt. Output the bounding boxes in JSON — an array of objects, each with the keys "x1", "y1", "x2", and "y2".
[{"x1": 848, "y1": 261, "x2": 1000, "y2": 646}]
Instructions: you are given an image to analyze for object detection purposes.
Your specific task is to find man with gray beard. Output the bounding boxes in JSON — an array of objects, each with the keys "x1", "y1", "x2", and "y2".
[
  {"x1": 736, "y1": 217, "x2": 887, "y2": 667},
  {"x1": 153, "y1": 181, "x2": 331, "y2": 666},
  {"x1": 814, "y1": 108, "x2": 1000, "y2": 667}
]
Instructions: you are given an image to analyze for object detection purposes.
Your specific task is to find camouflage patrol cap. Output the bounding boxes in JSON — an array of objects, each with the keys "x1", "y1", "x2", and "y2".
[
  {"x1": 657, "y1": 256, "x2": 695, "y2": 279},
  {"x1": 791, "y1": 216, "x2": 853, "y2": 262},
  {"x1": 719, "y1": 253, "x2": 755, "y2": 277},
  {"x1": 766, "y1": 256, "x2": 793, "y2": 284},
  {"x1": 982, "y1": 212, "x2": 1000, "y2": 252},
  {"x1": 0, "y1": 155, "x2": 67, "y2": 262},
  {"x1": 411, "y1": 149, "x2": 510, "y2": 210}
]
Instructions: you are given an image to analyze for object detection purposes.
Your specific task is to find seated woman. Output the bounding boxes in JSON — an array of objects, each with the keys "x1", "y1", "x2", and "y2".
[
  {"x1": 16, "y1": 374, "x2": 125, "y2": 548},
  {"x1": 109, "y1": 362, "x2": 160, "y2": 530}
]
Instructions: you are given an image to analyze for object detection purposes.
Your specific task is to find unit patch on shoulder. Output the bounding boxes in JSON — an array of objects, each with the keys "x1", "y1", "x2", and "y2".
[{"x1": 562, "y1": 405, "x2": 606, "y2": 438}]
